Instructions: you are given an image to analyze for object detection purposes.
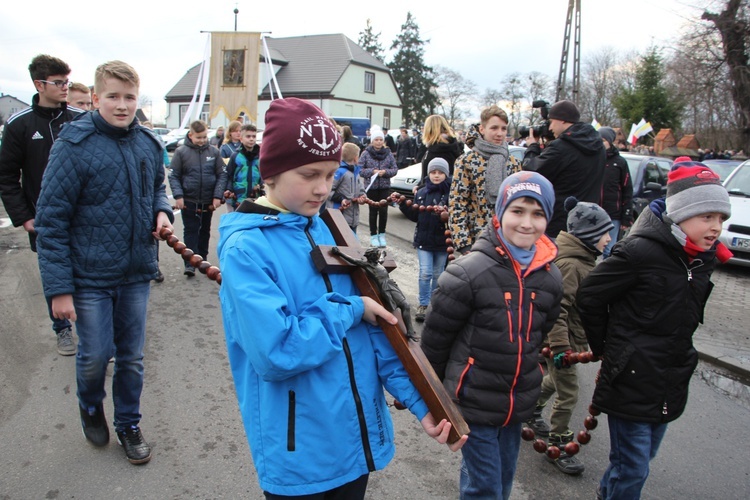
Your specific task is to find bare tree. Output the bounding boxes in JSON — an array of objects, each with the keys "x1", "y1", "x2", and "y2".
[
  {"x1": 579, "y1": 47, "x2": 628, "y2": 127},
  {"x1": 522, "y1": 72, "x2": 554, "y2": 127},
  {"x1": 480, "y1": 88, "x2": 503, "y2": 108},
  {"x1": 667, "y1": 20, "x2": 741, "y2": 151},
  {"x1": 499, "y1": 73, "x2": 525, "y2": 135},
  {"x1": 433, "y1": 65, "x2": 477, "y2": 129},
  {"x1": 702, "y1": 0, "x2": 750, "y2": 154}
]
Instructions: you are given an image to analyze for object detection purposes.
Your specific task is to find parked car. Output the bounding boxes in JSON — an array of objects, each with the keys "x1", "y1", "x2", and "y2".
[
  {"x1": 702, "y1": 159, "x2": 744, "y2": 182},
  {"x1": 163, "y1": 129, "x2": 188, "y2": 152},
  {"x1": 621, "y1": 153, "x2": 673, "y2": 219},
  {"x1": 390, "y1": 146, "x2": 526, "y2": 199},
  {"x1": 719, "y1": 159, "x2": 750, "y2": 267}
]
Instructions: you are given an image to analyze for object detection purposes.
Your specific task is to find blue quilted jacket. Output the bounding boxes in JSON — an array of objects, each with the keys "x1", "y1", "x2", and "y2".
[{"x1": 35, "y1": 112, "x2": 174, "y2": 297}]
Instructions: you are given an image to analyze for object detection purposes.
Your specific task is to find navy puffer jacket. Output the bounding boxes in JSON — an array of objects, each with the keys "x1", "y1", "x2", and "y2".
[{"x1": 35, "y1": 111, "x2": 174, "y2": 297}]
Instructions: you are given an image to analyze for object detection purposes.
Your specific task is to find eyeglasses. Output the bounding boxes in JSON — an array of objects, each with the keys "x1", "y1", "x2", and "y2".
[{"x1": 38, "y1": 79, "x2": 70, "y2": 89}]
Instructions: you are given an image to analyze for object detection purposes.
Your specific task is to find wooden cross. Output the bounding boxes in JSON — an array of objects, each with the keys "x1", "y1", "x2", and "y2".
[{"x1": 310, "y1": 208, "x2": 469, "y2": 444}]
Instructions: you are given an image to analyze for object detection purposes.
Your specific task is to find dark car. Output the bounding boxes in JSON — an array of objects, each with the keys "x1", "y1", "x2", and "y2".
[{"x1": 621, "y1": 153, "x2": 673, "y2": 219}]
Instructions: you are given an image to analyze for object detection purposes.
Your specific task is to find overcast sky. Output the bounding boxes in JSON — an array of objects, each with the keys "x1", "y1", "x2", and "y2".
[{"x1": 0, "y1": 0, "x2": 707, "y2": 123}]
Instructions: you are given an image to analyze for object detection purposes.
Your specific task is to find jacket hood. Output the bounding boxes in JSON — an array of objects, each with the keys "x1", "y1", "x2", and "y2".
[
  {"x1": 555, "y1": 231, "x2": 597, "y2": 263},
  {"x1": 217, "y1": 201, "x2": 312, "y2": 254},
  {"x1": 627, "y1": 200, "x2": 681, "y2": 252},
  {"x1": 558, "y1": 122, "x2": 605, "y2": 156}
]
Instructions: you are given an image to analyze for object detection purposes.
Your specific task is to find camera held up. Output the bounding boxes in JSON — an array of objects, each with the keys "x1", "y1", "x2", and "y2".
[{"x1": 518, "y1": 100, "x2": 554, "y2": 140}]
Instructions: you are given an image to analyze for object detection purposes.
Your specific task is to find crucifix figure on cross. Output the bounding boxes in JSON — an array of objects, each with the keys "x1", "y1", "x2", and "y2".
[
  {"x1": 311, "y1": 208, "x2": 470, "y2": 444},
  {"x1": 330, "y1": 246, "x2": 416, "y2": 340}
]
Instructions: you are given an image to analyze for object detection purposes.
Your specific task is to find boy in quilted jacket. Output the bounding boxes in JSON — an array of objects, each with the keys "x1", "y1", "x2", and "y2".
[{"x1": 35, "y1": 60, "x2": 174, "y2": 465}]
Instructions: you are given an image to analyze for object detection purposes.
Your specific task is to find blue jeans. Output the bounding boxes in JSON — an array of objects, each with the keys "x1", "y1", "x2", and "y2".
[
  {"x1": 459, "y1": 422, "x2": 522, "y2": 500},
  {"x1": 602, "y1": 220, "x2": 621, "y2": 259},
  {"x1": 74, "y1": 281, "x2": 150, "y2": 431},
  {"x1": 417, "y1": 249, "x2": 447, "y2": 306},
  {"x1": 45, "y1": 294, "x2": 72, "y2": 334},
  {"x1": 181, "y1": 202, "x2": 214, "y2": 265},
  {"x1": 599, "y1": 415, "x2": 668, "y2": 500}
]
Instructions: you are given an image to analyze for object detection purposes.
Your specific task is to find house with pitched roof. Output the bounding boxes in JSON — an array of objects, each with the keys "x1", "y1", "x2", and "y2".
[
  {"x1": 164, "y1": 33, "x2": 403, "y2": 133},
  {"x1": 0, "y1": 94, "x2": 30, "y2": 124}
]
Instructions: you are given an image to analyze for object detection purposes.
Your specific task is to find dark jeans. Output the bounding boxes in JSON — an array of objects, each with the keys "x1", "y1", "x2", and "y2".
[
  {"x1": 459, "y1": 422, "x2": 522, "y2": 500},
  {"x1": 367, "y1": 187, "x2": 390, "y2": 235},
  {"x1": 181, "y1": 201, "x2": 214, "y2": 266},
  {"x1": 263, "y1": 474, "x2": 369, "y2": 500},
  {"x1": 74, "y1": 281, "x2": 150, "y2": 431},
  {"x1": 599, "y1": 415, "x2": 668, "y2": 499}
]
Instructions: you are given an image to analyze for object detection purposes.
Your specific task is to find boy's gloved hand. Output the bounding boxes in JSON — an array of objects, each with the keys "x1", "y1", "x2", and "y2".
[{"x1": 553, "y1": 349, "x2": 574, "y2": 369}]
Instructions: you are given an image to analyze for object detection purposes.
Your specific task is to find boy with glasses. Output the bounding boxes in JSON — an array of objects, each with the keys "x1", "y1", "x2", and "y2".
[{"x1": 0, "y1": 54, "x2": 82, "y2": 355}]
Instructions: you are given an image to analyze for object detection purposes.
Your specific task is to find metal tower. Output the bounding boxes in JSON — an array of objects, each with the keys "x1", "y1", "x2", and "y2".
[{"x1": 556, "y1": 0, "x2": 581, "y2": 105}]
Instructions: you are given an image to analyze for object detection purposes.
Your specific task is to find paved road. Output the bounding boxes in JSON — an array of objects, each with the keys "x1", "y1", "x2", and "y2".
[{"x1": 1, "y1": 203, "x2": 749, "y2": 499}]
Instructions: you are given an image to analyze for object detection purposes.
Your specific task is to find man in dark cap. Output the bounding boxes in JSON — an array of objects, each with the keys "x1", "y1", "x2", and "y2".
[{"x1": 522, "y1": 100, "x2": 605, "y2": 238}]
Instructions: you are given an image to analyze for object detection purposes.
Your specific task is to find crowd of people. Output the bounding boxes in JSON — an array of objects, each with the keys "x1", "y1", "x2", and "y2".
[{"x1": 0, "y1": 53, "x2": 736, "y2": 500}]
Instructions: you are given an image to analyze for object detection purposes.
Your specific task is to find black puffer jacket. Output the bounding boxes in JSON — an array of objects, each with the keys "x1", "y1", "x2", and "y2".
[
  {"x1": 421, "y1": 225, "x2": 563, "y2": 426},
  {"x1": 577, "y1": 203, "x2": 715, "y2": 423},
  {"x1": 522, "y1": 122, "x2": 605, "y2": 237},
  {"x1": 169, "y1": 135, "x2": 227, "y2": 204}
]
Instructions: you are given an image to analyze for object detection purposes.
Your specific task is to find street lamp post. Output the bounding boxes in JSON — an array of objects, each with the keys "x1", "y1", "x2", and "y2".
[{"x1": 234, "y1": 7, "x2": 239, "y2": 31}]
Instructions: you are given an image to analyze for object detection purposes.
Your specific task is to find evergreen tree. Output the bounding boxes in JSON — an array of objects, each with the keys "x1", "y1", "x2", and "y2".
[
  {"x1": 388, "y1": 12, "x2": 438, "y2": 127},
  {"x1": 614, "y1": 47, "x2": 683, "y2": 138},
  {"x1": 358, "y1": 19, "x2": 385, "y2": 62}
]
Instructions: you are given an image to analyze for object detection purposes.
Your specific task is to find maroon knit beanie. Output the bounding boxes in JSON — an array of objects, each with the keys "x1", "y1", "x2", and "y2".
[{"x1": 259, "y1": 98, "x2": 342, "y2": 179}]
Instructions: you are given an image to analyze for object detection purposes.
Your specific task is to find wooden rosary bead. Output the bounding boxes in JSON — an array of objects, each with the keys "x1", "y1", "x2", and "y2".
[
  {"x1": 198, "y1": 261, "x2": 212, "y2": 274},
  {"x1": 521, "y1": 428, "x2": 535, "y2": 441},
  {"x1": 180, "y1": 248, "x2": 194, "y2": 261},
  {"x1": 546, "y1": 446, "x2": 561, "y2": 460},
  {"x1": 189, "y1": 254, "x2": 204, "y2": 268},
  {"x1": 564, "y1": 441, "x2": 580, "y2": 456},
  {"x1": 577, "y1": 430, "x2": 591, "y2": 445},
  {"x1": 588, "y1": 404, "x2": 601, "y2": 416},
  {"x1": 166, "y1": 235, "x2": 179, "y2": 247},
  {"x1": 207, "y1": 266, "x2": 221, "y2": 280},
  {"x1": 584, "y1": 415, "x2": 598, "y2": 430},
  {"x1": 173, "y1": 241, "x2": 186, "y2": 254},
  {"x1": 533, "y1": 439, "x2": 548, "y2": 453},
  {"x1": 159, "y1": 227, "x2": 173, "y2": 239}
]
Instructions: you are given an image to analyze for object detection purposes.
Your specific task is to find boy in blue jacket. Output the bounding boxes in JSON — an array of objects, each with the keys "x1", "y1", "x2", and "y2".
[
  {"x1": 218, "y1": 98, "x2": 465, "y2": 499},
  {"x1": 35, "y1": 60, "x2": 174, "y2": 465}
]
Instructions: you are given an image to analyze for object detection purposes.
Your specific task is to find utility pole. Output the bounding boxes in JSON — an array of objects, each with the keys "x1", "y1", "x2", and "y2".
[{"x1": 556, "y1": 0, "x2": 581, "y2": 106}]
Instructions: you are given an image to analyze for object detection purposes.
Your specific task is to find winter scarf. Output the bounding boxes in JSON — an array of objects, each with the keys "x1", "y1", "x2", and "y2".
[{"x1": 474, "y1": 137, "x2": 510, "y2": 205}]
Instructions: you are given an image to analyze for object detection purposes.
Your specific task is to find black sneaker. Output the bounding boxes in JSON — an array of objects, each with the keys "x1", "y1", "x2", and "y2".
[
  {"x1": 154, "y1": 269, "x2": 165, "y2": 283},
  {"x1": 525, "y1": 406, "x2": 550, "y2": 438},
  {"x1": 184, "y1": 266, "x2": 195, "y2": 277},
  {"x1": 546, "y1": 432, "x2": 585, "y2": 475},
  {"x1": 547, "y1": 449, "x2": 585, "y2": 475},
  {"x1": 117, "y1": 426, "x2": 152, "y2": 465},
  {"x1": 79, "y1": 404, "x2": 109, "y2": 447}
]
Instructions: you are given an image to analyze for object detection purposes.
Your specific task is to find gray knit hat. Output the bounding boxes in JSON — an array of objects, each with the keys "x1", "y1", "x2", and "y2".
[
  {"x1": 599, "y1": 127, "x2": 616, "y2": 145},
  {"x1": 665, "y1": 159, "x2": 731, "y2": 224},
  {"x1": 565, "y1": 197, "x2": 614, "y2": 248},
  {"x1": 427, "y1": 157, "x2": 450, "y2": 176}
]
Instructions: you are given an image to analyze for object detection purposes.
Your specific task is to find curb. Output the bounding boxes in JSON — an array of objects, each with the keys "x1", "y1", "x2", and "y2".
[{"x1": 695, "y1": 342, "x2": 750, "y2": 381}]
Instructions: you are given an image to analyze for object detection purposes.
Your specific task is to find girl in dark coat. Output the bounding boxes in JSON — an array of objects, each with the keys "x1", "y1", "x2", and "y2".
[{"x1": 399, "y1": 158, "x2": 451, "y2": 321}]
